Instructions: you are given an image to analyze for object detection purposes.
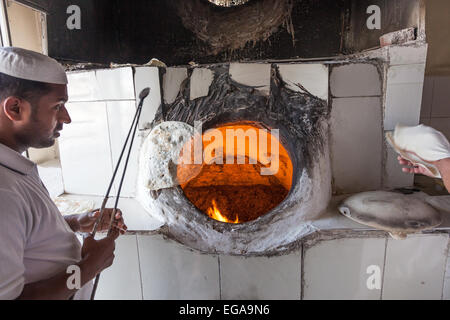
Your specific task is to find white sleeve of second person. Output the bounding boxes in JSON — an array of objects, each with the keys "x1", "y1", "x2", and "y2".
[{"x1": 0, "y1": 189, "x2": 28, "y2": 300}]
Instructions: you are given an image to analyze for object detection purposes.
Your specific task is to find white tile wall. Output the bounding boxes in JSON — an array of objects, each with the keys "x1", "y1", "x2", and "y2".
[
  {"x1": 389, "y1": 45, "x2": 428, "y2": 66},
  {"x1": 163, "y1": 67, "x2": 188, "y2": 104},
  {"x1": 330, "y1": 97, "x2": 383, "y2": 193},
  {"x1": 61, "y1": 194, "x2": 164, "y2": 231},
  {"x1": 95, "y1": 235, "x2": 143, "y2": 300},
  {"x1": 137, "y1": 234, "x2": 220, "y2": 300},
  {"x1": 229, "y1": 63, "x2": 271, "y2": 96},
  {"x1": 384, "y1": 64, "x2": 426, "y2": 131},
  {"x1": 75, "y1": 233, "x2": 449, "y2": 300},
  {"x1": 134, "y1": 67, "x2": 162, "y2": 130},
  {"x1": 383, "y1": 146, "x2": 414, "y2": 189},
  {"x1": 190, "y1": 68, "x2": 215, "y2": 100},
  {"x1": 106, "y1": 101, "x2": 142, "y2": 197},
  {"x1": 59, "y1": 102, "x2": 114, "y2": 196},
  {"x1": 382, "y1": 234, "x2": 449, "y2": 300},
  {"x1": 220, "y1": 252, "x2": 301, "y2": 300},
  {"x1": 67, "y1": 71, "x2": 101, "y2": 102},
  {"x1": 385, "y1": 83, "x2": 424, "y2": 131},
  {"x1": 303, "y1": 238, "x2": 386, "y2": 300},
  {"x1": 444, "y1": 255, "x2": 450, "y2": 300},
  {"x1": 37, "y1": 159, "x2": 64, "y2": 199},
  {"x1": 330, "y1": 64, "x2": 381, "y2": 98},
  {"x1": 95, "y1": 68, "x2": 135, "y2": 101},
  {"x1": 67, "y1": 69, "x2": 135, "y2": 102},
  {"x1": 387, "y1": 64, "x2": 426, "y2": 85},
  {"x1": 277, "y1": 64, "x2": 329, "y2": 101}
]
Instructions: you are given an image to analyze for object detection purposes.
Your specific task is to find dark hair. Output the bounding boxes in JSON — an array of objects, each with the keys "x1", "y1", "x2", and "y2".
[{"x1": 0, "y1": 72, "x2": 52, "y2": 107}]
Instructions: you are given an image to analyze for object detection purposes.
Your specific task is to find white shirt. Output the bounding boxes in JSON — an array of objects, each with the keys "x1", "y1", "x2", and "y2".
[{"x1": 0, "y1": 143, "x2": 91, "y2": 300}]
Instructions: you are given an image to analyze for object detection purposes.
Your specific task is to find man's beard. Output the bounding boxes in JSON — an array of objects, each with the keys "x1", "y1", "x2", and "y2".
[
  {"x1": 15, "y1": 116, "x2": 60, "y2": 150},
  {"x1": 15, "y1": 126, "x2": 57, "y2": 149}
]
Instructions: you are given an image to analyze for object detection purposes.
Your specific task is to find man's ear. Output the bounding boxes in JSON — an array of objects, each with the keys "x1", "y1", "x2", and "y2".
[{"x1": 2, "y1": 97, "x2": 26, "y2": 121}]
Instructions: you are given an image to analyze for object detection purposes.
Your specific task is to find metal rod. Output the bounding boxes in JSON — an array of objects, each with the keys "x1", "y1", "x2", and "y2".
[
  {"x1": 89, "y1": 88, "x2": 150, "y2": 300},
  {"x1": 90, "y1": 102, "x2": 140, "y2": 238}
]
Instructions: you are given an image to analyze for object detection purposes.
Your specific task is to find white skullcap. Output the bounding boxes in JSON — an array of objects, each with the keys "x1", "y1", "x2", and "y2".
[{"x1": 0, "y1": 47, "x2": 67, "y2": 84}]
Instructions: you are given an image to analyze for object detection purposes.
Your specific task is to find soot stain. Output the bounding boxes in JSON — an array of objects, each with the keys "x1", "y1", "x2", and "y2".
[{"x1": 152, "y1": 64, "x2": 330, "y2": 177}]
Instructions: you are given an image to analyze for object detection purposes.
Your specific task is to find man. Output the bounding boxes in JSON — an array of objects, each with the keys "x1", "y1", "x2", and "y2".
[{"x1": 0, "y1": 47, "x2": 127, "y2": 300}]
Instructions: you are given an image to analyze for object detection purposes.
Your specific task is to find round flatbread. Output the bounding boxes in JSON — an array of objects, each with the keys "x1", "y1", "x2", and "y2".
[{"x1": 339, "y1": 191, "x2": 442, "y2": 239}]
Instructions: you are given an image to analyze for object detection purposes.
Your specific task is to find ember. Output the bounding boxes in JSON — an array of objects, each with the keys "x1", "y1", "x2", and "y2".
[{"x1": 177, "y1": 123, "x2": 293, "y2": 223}]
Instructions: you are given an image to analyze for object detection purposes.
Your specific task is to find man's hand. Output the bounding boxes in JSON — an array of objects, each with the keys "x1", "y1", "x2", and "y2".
[
  {"x1": 397, "y1": 156, "x2": 436, "y2": 177},
  {"x1": 79, "y1": 234, "x2": 118, "y2": 281},
  {"x1": 77, "y1": 209, "x2": 127, "y2": 234}
]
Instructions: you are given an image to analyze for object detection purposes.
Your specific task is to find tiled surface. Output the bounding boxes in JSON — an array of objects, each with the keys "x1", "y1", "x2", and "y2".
[
  {"x1": 431, "y1": 76, "x2": 450, "y2": 118},
  {"x1": 303, "y1": 238, "x2": 386, "y2": 300},
  {"x1": 384, "y1": 64, "x2": 425, "y2": 131},
  {"x1": 95, "y1": 235, "x2": 143, "y2": 300},
  {"x1": 444, "y1": 255, "x2": 450, "y2": 300},
  {"x1": 277, "y1": 64, "x2": 328, "y2": 100},
  {"x1": 106, "y1": 101, "x2": 142, "y2": 197},
  {"x1": 384, "y1": 83, "x2": 425, "y2": 131},
  {"x1": 37, "y1": 159, "x2": 64, "y2": 199},
  {"x1": 67, "y1": 69, "x2": 135, "y2": 102},
  {"x1": 387, "y1": 64, "x2": 426, "y2": 85},
  {"x1": 330, "y1": 63, "x2": 381, "y2": 98},
  {"x1": 389, "y1": 44, "x2": 428, "y2": 66},
  {"x1": 137, "y1": 234, "x2": 220, "y2": 300},
  {"x1": 59, "y1": 102, "x2": 114, "y2": 196},
  {"x1": 163, "y1": 67, "x2": 188, "y2": 104},
  {"x1": 229, "y1": 63, "x2": 271, "y2": 96},
  {"x1": 190, "y1": 68, "x2": 214, "y2": 100},
  {"x1": 134, "y1": 67, "x2": 162, "y2": 130},
  {"x1": 61, "y1": 194, "x2": 164, "y2": 231},
  {"x1": 382, "y1": 234, "x2": 449, "y2": 300},
  {"x1": 330, "y1": 97, "x2": 382, "y2": 194},
  {"x1": 383, "y1": 138, "x2": 415, "y2": 189},
  {"x1": 95, "y1": 68, "x2": 135, "y2": 101},
  {"x1": 67, "y1": 71, "x2": 101, "y2": 102},
  {"x1": 220, "y1": 252, "x2": 301, "y2": 300}
]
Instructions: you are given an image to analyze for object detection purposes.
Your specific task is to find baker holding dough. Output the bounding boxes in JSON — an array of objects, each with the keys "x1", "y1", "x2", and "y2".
[
  {"x1": 0, "y1": 47, "x2": 127, "y2": 300},
  {"x1": 394, "y1": 124, "x2": 450, "y2": 192}
]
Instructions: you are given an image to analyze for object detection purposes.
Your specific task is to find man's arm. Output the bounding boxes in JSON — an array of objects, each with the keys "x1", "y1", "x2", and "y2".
[
  {"x1": 64, "y1": 210, "x2": 127, "y2": 234},
  {"x1": 436, "y1": 158, "x2": 450, "y2": 193},
  {"x1": 64, "y1": 214, "x2": 81, "y2": 232},
  {"x1": 399, "y1": 156, "x2": 450, "y2": 193},
  {"x1": 16, "y1": 234, "x2": 117, "y2": 300}
]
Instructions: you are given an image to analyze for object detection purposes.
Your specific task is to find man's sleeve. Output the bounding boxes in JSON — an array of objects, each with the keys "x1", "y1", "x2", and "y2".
[{"x1": 0, "y1": 190, "x2": 27, "y2": 300}]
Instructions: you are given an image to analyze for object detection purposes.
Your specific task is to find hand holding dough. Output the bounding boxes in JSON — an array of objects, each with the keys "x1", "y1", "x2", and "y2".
[{"x1": 386, "y1": 124, "x2": 450, "y2": 178}]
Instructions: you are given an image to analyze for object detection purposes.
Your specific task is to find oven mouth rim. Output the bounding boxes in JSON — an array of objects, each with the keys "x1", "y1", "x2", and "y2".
[{"x1": 176, "y1": 118, "x2": 299, "y2": 227}]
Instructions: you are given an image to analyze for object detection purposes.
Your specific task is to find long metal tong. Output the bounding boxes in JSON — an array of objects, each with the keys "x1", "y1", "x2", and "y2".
[{"x1": 89, "y1": 87, "x2": 151, "y2": 300}]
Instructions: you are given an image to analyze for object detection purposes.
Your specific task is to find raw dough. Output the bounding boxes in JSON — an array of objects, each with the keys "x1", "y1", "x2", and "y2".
[
  {"x1": 138, "y1": 121, "x2": 194, "y2": 191},
  {"x1": 386, "y1": 124, "x2": 450, "y2": 178},
  {"x1": 339, "y1": 191, "x2": 442, "y2": 239}
]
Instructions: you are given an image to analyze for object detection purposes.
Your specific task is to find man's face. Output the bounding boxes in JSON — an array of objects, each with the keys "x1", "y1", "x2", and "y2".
[{"x1": 17, "y1": 84, "x2": 71, "y2": 149}]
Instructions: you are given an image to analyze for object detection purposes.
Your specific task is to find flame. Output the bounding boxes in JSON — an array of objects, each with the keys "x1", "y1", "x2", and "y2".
[{"x1": 207, "y1": 199, "x2": 239, "y2": 224}]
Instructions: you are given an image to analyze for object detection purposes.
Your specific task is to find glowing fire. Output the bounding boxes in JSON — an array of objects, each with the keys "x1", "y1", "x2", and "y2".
[{"x1": 207, "y1": 199, "x2": 239, "y2": 224}]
